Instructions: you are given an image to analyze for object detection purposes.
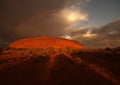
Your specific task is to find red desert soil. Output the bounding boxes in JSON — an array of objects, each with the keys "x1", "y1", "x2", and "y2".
[
  {"x1": 9, "y1": 36, "x2": 84, "y2": 49},
  {"x1": 0, "y1": 36, "x2": 120, "y2": 85}
]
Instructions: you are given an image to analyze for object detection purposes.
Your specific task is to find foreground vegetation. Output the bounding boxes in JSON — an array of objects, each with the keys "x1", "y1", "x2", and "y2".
[{"x1": 0, "y1": 47, "x2": 120, "y2": 85}]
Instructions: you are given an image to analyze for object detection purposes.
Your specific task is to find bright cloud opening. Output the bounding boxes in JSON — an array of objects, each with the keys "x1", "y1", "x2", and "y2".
[
  {"x1": 65, "y1": 35, "x2": 72, "y2": 40},
  {"x1": 83, "y1": 32, "x2": 97, "y2": 38},
  {"x1": 61, "y1": 8, "x2": 88, "y2": 23}
]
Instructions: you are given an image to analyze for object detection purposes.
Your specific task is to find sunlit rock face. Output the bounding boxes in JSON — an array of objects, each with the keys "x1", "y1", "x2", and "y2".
[{"x1": 9, "y1": 36, "x2": 85, "y2": 50}]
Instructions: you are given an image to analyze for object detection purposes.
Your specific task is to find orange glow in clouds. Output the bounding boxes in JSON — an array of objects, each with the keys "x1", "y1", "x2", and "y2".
[{"x1": 61, "y1": 8, "x2": 88, "y2": 23}]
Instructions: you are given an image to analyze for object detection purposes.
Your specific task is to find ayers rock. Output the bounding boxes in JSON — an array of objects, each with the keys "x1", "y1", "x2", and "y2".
[{"x1": 9, "y1": 36, "x2": 85, "y2": 49}]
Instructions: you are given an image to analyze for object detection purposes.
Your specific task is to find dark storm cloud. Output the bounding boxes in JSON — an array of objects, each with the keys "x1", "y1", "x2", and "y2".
[
  {"x1": 92, "y1": 20, "x2": 120, "y2": 48},
  {"x1": 0, "y1": 0, "x2": 69, "y2": 45},
  {"x1": 68, "y1": 19, "x2": 120, "y2": 48},
  {"x1": 94, "y1": 19, "x2": 120, "y2": 38},
  {"x1": 14, "y1": 11, "x2": 70, "y2": 38}
]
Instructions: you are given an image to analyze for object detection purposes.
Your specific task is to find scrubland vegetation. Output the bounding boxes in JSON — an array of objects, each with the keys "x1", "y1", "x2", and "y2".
[
  {"x1": 0, "y1": 46, "x2": 119, "y2": 70},
  {"x1": 0, "y1": 47, "x2": 120, "y2": 85}
]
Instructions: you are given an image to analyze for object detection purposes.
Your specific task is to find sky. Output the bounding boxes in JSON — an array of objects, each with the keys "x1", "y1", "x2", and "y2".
[
  {"x1": 86, "y1": 0, "x2": 120, "y2": 27},
  {"x1": 0, "y1": 0, "x2": 120, "y2": 48}
]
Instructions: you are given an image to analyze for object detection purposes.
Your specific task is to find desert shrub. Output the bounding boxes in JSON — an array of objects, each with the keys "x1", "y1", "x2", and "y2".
[
  {"x1": 105, "y1": 47, "x2": 112, "y2": 52},
  {"x1": 29, "y1": 54, "x2": 48, "y2": 63},
  {"x1": 0, "y1": 47, "x2": 3, "y2": 53},
  {"x1": 58, "y1": 48, "x2": 63, "y2": 53},
  {"x1": 38, "y1": 55, "x2": 46, "y2": 60}
]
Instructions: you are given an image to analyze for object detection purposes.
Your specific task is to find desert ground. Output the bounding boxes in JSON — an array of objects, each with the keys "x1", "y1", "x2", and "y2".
[{"x1": 0, "y1": 47, "x2": 120, "y2": 85}]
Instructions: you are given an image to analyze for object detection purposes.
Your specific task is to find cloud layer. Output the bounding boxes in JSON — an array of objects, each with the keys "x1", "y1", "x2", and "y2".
[
  {"x1": 66, "y1": 19, "x2": 120, "y2": 48},
  {"x1": 0, "y1": 0, "x2": 69, "y2": 43},
  {"x1": 0, "y1": 0, "x2": 119, "y2": 48},
  {"x1": 0, "y1": 0, "x2": 88, "y2": 45}
]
